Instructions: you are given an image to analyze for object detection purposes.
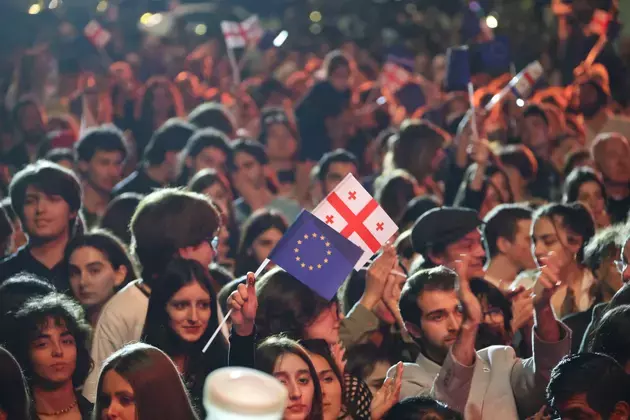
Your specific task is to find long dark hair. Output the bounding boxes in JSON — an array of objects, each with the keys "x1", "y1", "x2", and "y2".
[
  {"x1": 563, "y1": 167, "x2": 608, "y2": 205},
  {"x1": 300, "y1": 339, "x2": 346, "y2": 410},
  {"x1": 93, "y1": 343, "x2": 198, "y2": 420},
  {"x1": 256, "y1": 336, "x2": 324, "y2": 420},
  {"x1": 0, "y1": 345, "x2": 31, "y2": 420},
  {"x1": 234, "y1": 209, "x2": 288, "y2": 277},
  {"x1": 141, "y1": 258, "x2": 227, "y2": 406}
]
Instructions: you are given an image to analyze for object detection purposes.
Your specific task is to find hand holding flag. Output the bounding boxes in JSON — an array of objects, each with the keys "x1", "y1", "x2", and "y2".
[
  {"x1": 380, "y1": 62, "x2": 411, "y2": 94},
  {"x1": 227, "y1": 272, "x2": 258, "y2": 336}
]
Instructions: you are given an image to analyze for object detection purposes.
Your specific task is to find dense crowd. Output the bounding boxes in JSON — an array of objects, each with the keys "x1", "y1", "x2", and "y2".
[{"x1": 0, "y1": 0, "x2": 630, "y2": 419}]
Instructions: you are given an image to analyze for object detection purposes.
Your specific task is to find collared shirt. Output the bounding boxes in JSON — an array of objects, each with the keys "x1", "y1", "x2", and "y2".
[{"x1": 0, "y1": 245, "x2": 69, "y2": 292}]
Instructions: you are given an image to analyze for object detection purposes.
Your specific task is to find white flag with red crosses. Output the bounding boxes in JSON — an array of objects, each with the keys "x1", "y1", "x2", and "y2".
[
  {"x1": 312, "y1": 173, "x2": 398, "y2": 270},
  {"x1": 589, "y1": 9, "x2": 611, "y2": 37},
  {"x1": 380, "y1": 62, "x2": 411, "y2": 93},
  {"x1": 84, "y1": 20, "x2": 111, "y2": 49}
]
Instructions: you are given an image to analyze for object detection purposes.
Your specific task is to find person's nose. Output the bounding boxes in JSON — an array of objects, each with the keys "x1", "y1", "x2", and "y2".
[
  {"x1": 106, "y1": 400, "x2": 123, "y2": 419},
  {"x1": 51, "y1": 339, "x2": 63, "y2": 358},
  {"x1": 188, "y1": 306, "x2": 199, "y2": 323},
  {"x1": 288, "y1": 380, "x2": 303, "y2": 401}
]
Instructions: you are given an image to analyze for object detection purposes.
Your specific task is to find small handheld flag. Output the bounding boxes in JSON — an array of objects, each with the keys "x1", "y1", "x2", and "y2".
[
  {"x1": 312, "y1": 174, "x2": 398, "y2": 270},
  {"x1": 485, "y1": 61, "x2": 543, "y2": 111},
  {"x1": 84, "y1": 20, "x2": 111, "y2": 49},
  {"x1": 267, "y1": 211, "x2": 363, "y2": 300},
  {"x1": 221, "y1": 16, "x2": 263, "y2": 49},
  {"x1": 589, "y1": 9, "x2": 612, "y2": 38}
]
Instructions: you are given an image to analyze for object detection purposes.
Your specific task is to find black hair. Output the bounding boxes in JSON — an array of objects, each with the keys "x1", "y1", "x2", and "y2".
[
  {"x1": 0, "y1": 273, "x2": 56, "y2": 336},
  {"x1": 43, "y1": 148, "x2": 75, "y2": 166},
  {"x1": 181, "y1": 128, "x2": 232, "y2": 180},
  {"x1": 547, "y1": 353, "x2": 630, "y2": 418},
  {"x1": 255, "y1": 268, "x2": 334, "y2": 342},
  {"x1": 563, "y1": 167, "x2": 607, "y2": 204},
  {"x1": 217, "y1": 276, "x2": 246, "y2": 318},
  {"x1": 398, "y1": 195, "x2": 440, "y2": 232},
  {"x1": 374, "y1": 170, "x2": 418, "y2": 223},
  {"x1": 2, "y1": 293, "x2": 92, "y2": 388},
  {"x1": 230, "y1": 138, "x2": 269, "y2": 170},
  {"x1": 338, "y1": 269, "x2": 368, "y2": 315},
  {"x1": 74, "y1": 124, "x2": 128, "y2": 162},
  {"x1": 482, "y1": 204, "x2": 532, "y2": 258},
  {"x1": 317, "y1": 149, "x2": 358, "y2": 182},
  {"x1": 323, "y1": 50, "x2": 350, "y2": 78},
  {"x1": 0, "y1": 345, "x2": 31, "y2": 420},
  {"x1": 143, "y1": 118, "x2": 195, "y2": 166},
  {"x1": 234, "y1": 209, "x2": 287, "y2": 277},
  {"x1": 258, "y1": 107, "x2": 299, "y2": 147},
  {"x1": 582, "y1": 225, "x2": 620, "y2": 274},
  {"x1": 98, "y1": 193, "x2": 143, "y2": 246},
  {"x1": 523, "y1": 103, "x2": 549, "y2": 126},
  {"x1": 0, "y1": 205, "x2": 12, "y2": 256},
  {"x1": 345, "y1": 342, "x2": 400, "y2": 383},
  {"x1": 300, "y1": 338, "x2": 345, "y2": 406},
  {"x1": 187, "y1": 168, "x2": 231, "y2": 196},
  {"x1": 399, "y1": 266, "x2": 457, "y2": 326},
  {"x1": 498, "y1": 144, "x2": 538, "y2": 181},
  {"x1": 532, "y1": 202, "x2": 596, "y2": 262},
  {"x1": 383, "y1": 396, "x2": 463, "y2": 420},
  {"x1": 470, "y1": 279, "x2": 513, "y2": 340},
  {"x1": 563, "y1": 149, "x2": 592, "y2": 178},
  {"x1": 589, "y1": 305, "x2": 630, "y2": 368},
  {"x1": 188, "y1": 102, "x2": 235, "y2": 136}
]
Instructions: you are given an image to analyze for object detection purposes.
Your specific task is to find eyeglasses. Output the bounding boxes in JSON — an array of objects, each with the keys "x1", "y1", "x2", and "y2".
[
  {"x1": 206, "y1": 236, "x2": 219, "y2": 252},
  {"x1": 483, "y1": 308, "x2": 504, "y2": 324},
  {"x1": 614, "y1": 259, "x2": 628, "y2": 274}
]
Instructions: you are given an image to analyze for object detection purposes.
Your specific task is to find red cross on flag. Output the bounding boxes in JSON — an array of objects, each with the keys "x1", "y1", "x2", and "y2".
[
  {"x1": 312, "y1": 174, "x2": 398, "y2": 270},
  {"x1": 84, "y1": 20, "x2": 111, "y2": 49},
  {"x1": 508, "y1": 60, "x2": 543, "y2": 99},
  {"x1": 589, "y1": 9, "x2": 611, "y2": 37},
  {"x1": 380, "y1": 62, "x2": 411, "y2": 94},
  {"x1": 221, "y1": 16, "x2": 263, "y2": 49}
]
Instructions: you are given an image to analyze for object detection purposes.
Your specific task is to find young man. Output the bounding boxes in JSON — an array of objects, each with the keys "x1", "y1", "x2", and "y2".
[
  {"x1": 0, "y1": 161, "x2": 82, "y2": 291},
  {"x1": 410, "y1": 206, "x2": 486, "y2": 280},
  {"x1": 591, "y1": 133, "x2": 630, "y2": 223},
  {"x1": 231, "y1": 139, "x2": 301, "y2": 225},
  {"x1": 482, "y1": 204, "x2": 536, "y2": 289},
  {"x1": 180, "y1": 127, "x2": 233, "y2": 182},
  {"x1": 2, "y1": 97, "x2": 47, "y2": 174},
  {"x1": 188, "y1": 102, "x2": 235, "y2": 138},
  {"x1": 547, "y1": 353, "x2": 630, "y2": 420},
  {"x1": 579, "y1": 78, "x2": 630, "y2": 146},
  {"x1": 317, "y1": 148, "x2": 359, "y2": 196},
  {"x1": 83, "y1": 188, "x2": 223, "y2": 401},
  {"x1": 112, "y1": 118, "x2": 195, "y2": 196},
  {"x1": 74, "y1": 124, "x2": 128, "y2": 228}
]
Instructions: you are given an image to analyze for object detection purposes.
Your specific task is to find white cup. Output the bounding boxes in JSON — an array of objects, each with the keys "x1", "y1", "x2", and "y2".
[{"x1": 204, "y1": 367, "x2": 288, "y2": 420}]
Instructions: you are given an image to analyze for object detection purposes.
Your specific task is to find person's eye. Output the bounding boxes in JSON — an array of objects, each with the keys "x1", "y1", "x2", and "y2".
[
  {"x1": 173, "y1": 302, "x2": 187, "y2": 310},
  {"x1": 429, "y1": 314, "x2": 444, "y2": 321},
  {"x1": 298, "y1": 376, "x2": 311, "y2": 385},
  {"x1": 119, "y1": 396, "x2": 135, "y2": 406},
  {"x1": 323, "y1": 375, "x2": 335, "y2": 383},
  {"x1": 198, "y1": 301, "x2": 211, "y2": 310},
  {"x1": 62, "y1": 337, "x2": 75, "y2": 345},
  {"x1": 88, "y1": 267, "x2": 102, "y2": 276},
  {"x1": 33, "y1": 341, "x2": 47, "y2": 349}
]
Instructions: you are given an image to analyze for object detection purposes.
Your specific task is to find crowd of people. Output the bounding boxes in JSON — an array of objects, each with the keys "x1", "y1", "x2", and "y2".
[{"x1": 0, "y1": 0, "x2": 630, "y2": 419}]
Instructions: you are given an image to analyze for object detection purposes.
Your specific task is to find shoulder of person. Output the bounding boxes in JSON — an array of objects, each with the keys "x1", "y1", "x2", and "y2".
[{"x1": 477, "y1": 345, "x2": 518, "y2": 365}]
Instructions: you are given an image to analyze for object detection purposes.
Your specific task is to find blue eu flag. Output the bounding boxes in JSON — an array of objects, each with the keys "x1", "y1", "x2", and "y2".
[{"x1": 268, "y1": 211, "x2": 363, "y2": 300}]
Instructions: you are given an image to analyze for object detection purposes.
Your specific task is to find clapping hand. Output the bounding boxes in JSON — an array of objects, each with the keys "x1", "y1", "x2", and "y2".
[
  {"x1": 534, "y1": 252, "x2": 562, "y2": 308},
  {"x1": 452, "y1": 255, "x2": 483, "y2": 326},
  {"x1": 371, "y1": 362, "x2": 403, "y2": 420}
]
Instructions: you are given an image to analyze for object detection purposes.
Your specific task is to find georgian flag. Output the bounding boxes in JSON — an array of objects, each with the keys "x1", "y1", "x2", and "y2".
[
  {"x1": 221, "y1": 16, "x2": 263, "y2": 49},
  {"x1": 380, "y1": 62, "x2": 411, "y2": 94},
  {"x1": 84, "y1": 20, "x2": 111, "y2": 49},
  {"x1": 589, "y1": 9, "x2": 611, "y2": 37},
  {"x1": 312, "y1": 174, "x2": 398, "y2": 270},
  {"x1": 508, "y1": 61, "x2": 543, "y2": 99}
]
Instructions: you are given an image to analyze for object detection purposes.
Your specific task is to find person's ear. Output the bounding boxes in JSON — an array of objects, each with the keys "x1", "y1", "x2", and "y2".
[
  {"x1": 77, "y1": 160, "x2": 89, "y2": 175},
  {"x1": 565, "y1": 233, "x2": 583, "y2": 255},
  {"x1": 611, "y1": 401, "x2": 630, "y2": 420},
  {"x1": 496, "y1": 237, "x2": 512, "y2": 256},
  {"x1": 404, "y1": 321, "x2": 422, "y2": 339},
  {"x1": 113, "y1": 265, "x2": 128, "y2": 288},
  {"x1": 185, "y1": 155, "x2": 193, "y2": 169},
  {"x1": 428, "y1": 251, "x2": 446, "y2": 267}
]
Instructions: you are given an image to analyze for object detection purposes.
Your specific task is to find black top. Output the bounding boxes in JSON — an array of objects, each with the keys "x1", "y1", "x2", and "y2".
[
  {"x1": 607, "y1": 195, "x2": 630, "y2": 224},
  {"x1": 0, "y1": 245, "x2": 69, "y2": 292},
  {"x1": 111, "y1": 168, "x2": 163, "y2": 198}
]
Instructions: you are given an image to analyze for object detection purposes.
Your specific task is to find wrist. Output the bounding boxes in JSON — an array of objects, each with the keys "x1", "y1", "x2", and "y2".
[
  {"x1": 359, "y1": 293, "x2": 380, "y2": 311},
  {"x1": 233, "y1": 321, "x2": 255, "y2": 337}
]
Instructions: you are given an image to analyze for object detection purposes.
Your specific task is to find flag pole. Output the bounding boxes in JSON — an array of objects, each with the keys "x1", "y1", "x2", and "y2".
[
  {"x1": 202, "y1": 258, "x2": 269, "y2": 353},
  {"x1": 226, "y1": 46, "x2": 241, "y2": 87},
  {"x1": 467, "y1": 82, "x2": 479, "y2": 141}
]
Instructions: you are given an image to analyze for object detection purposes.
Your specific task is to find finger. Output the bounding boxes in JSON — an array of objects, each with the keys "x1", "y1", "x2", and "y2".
[
  {"x1": 246, "y1": 272, "x2": 256, "y2": 292},
  {"x1": 237, "y1": 284, "x2": 249, "y2": 302},
  {"x1": 232, "y1": 290, "x2": 246, "y2": 306},
  {"x1": 230, "y1": 301, "x2": 243, "y2": 311}
]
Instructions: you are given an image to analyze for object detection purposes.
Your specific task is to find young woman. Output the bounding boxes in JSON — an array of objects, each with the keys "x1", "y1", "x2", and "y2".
[
  {"x1": 234, "y1": 209, "x2": 288, "y2": 277},
  {"x1": 530, "y1": 203, "x2": 596, "y2": 318},
  {"x1": 563, "y1": 167, "x2": 611, "y2": 230},
  {"x1": 66, "y1": 230, "x2": 138, "y2": 326},
  {"x1": 258, "y1": 108, "x2": 300, "y2": 195},
  {"x1": 0, "y1": 345, "x2": 31, "y2": 420},
  {"x1": 374, "y1": 170, "x2": 421, "y2": 223},
  {"x1": 256, "y1": 336, "x2": 324, "y2": 420},
  {"x1": 469, "y1": 279, "x2": 514, "y2": 350},
  {"x1": 3, "y1": 293, "x2": 93, "y2": 419},
  {"x1": 454, "y1": 163, "x2": 514, "y2": 220},
  {"x1": 93, "y1": 343, "x2": 199, "y2": 420},
  {"x1": 141, "y1": 258, "x2": 255, "y2": 414}
]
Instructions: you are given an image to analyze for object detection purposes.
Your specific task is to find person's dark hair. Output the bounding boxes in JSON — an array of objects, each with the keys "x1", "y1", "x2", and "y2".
[
  {"x1": 143, "y1": 118, "x2": 195, "y2": 166},
  {"x1": 229, "y1": 138, "x2": 269, "y2": 170},
  {"x1": 99, "y1": 193, "x2": 143, "y2": 246},
  {"x1": 482, "y1": 204, "x2": 532, "y2": 258},
  {"x1": 0, "y1": 345, "x2": 31, "y2": 420},
  {"x1": 188, "y1": 102, "x2": 235, "y2": 137},
  {"x1": 0, "y1": 273, "x2": 55, "y2": 318},
  {"x1": 142, "y1": 258, "x2": 227, "y2": 405},
  {"x1": 234, "y1": 209, "x2": 287, "y2": 277},
  {"x1": 323, "y1": 50, "x2": 350, "y2": 78},
  {"x1": 563, "y1": 149, "x2": 592, "y2": 178},
  {"x1": 2, "y1": 293, "x2": 92, "y2": 388},
  {"x1": 532, "y1": 202, "x2": 596, "y2": 262},
  {"x1": 135, "y1": 77, "x2": 184, "y2": 150},
  {"x1": 589, "y1": 305, "x2": 630, "y2": 369},
  {"x1": 65, "y1": 229, "x2": 138, "y2": 291},
  {"x1": 181, "y1": 128, "x2": 233, "y2": 180},
  {"x1": 208, "y1": 263, "x2": 234, "y2": 289},
  {"x1": 563, "y1": 167, "x2": 607, "y2": 204},
  {"x1": 374, "y1": 170, "x2": 418, "y2": 223},
  {"x1": 258, "y1": 108, "x2": 299, "y2": 148},
  {"x1": 187, "y1": 168, "x2": 231, "y2": 197},
  {"x1": 317, "y1": 149, "x2": 358, "y2": 182},
  {"x1": 130, "y1": 189, "x2": 221, "y2": 286},
  {"x1": 583, "y1": 225, "x2": 620, "y2": 274},
  {"x1": 256, "y1": 336, "x2": 324, "y2": 420},
  {"x1": 523, "y1": 103, "x2": 549, "y2": 126},
  {"x1": 75, "y1": 124, "x2": 128, "y2": 163},
  {"x1": 383, "y1": 396, "x2": 463, "y2": 420},
  {"x1": 0, "y1": 205, "x2": 12, "y2": 257},
  {"x1": 547, "y1": 353, "x2": 630, "y2": 418},
  {"x1": 43, "y1": 148, "x2": 75, "y2": 166},
  {"x1": 345, "y1": 342, "x2": 400, "y2": 383},
  {"x1": 94, "y1": 342, "x2": 199, "y2": 420},
  {"x1": 300, "y1": 339, "x2": 344, "y2": 402},
  {"x1": 399, "y1": 266, "x2": 457, "y2": 326},
  {"x1": 398, "y1": 195, "x2": 440, "y2": 232},
  {"x1": 498, "y1": 144, "x2": 538, "y2": 182},
  {"x1": 256, "y1": 268, "x2": 334, "y2": 341},
  {"x1": 9, "y1": 161, "x2": 82, "y2": 234},
  {"x1": 338, "y1": 269, "x2": 368, "y2": 315},
  {"x1": 470, "y1": 278, "x2": 512, "y2": 334}
]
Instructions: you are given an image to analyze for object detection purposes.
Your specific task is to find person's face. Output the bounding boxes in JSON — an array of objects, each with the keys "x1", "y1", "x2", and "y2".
[
  {"x1": 503, "y1": 165, "x2": 527, "y2": 199},
  {"x1": 234, "y1": 151, "x2": 265, "y2": 189},
  {"x1": 598, "y1": 138, "x2": 630, "y2": 184},
  {"x1": 432, "y1": 55, "x2": 446, "y2": 85},
  {"x1": 532, "y1": 216, "x2": 579, "y2": 270},
  {"x1": 480, "y1": 173, "x2": 511, "y2": 218},
  {"x1": 30, "y1": 318, "x2": 77, "y2": 385},
  {"x1": 166, "y1": 280, "x2": 212, "y2": 343},
  {"x1": 479, "y1": 297, "x2": 506, "y2": 338},
  {"x1": 308, "y1": 353, "x2": 342, "y2": 420},
  {"x1": 19, "y1": 104, "x2": 44, "y2": 140},
  {"x1": 322, "y1": 162, "x2": 358, "y2": 195},
  {"x1": 152, "y1": 86, "x2": 173, "y2": 114},
  {"x1": 577, "y1": 181, "x2": 607, "y2": 223},
  {"x1": 273, "y1": 353, "x2": 315, "y2": 420},
  {"x1": 22, "y1": 186, "x2": 75, "y2": 242},
  {"x1": 598, "y1": 249, "x2": 622, "y2": 295},
  {"x1": 251, "y1": 227, "x2": 283, "y2": 265},
  {"x1": 178, "y1": 238, "x2": 215, "y2": 268},
  {"x1": 99, "y1": 369, "x2": 137, "y2": 420},
  {"x1": 304, "y1": 302, "x2": 342, "y2": 345},
  {"x1": 191, "y1": 147, "x2": 227, "y2": 176},
  {"x1": 433, "y1": 230, "x2": 486, "y2": 279},
  {"x1": 555, "y1": 393, "x2": 605, "y2": 420},
  {"x1": 266, "y1": 124, "x2": 298, "y2": 161},
  {"x1": 412, "y1": 290, "x2": 463, "y2": 362},
  {"x1": 522, "y1": 115, "x2": 549, "y2": 156},
  {"x1": 579, "y1": 83, "x2": 604, "y2": 118},
  {"x1": 504, "y1": 219, "x2": 537, "y2": 270},
  {"x1": 328, "y1": 66, "x2": 350, "y2": 92},
  {"x1": 364, "y1": 360, "x2": 390, "y2": 396},
  {"x1": 69, "y1": 246, "x2": 126, "y2": 310},
  {"x1": 83, "y1": 150, "x2": 125, "y2": 194}
]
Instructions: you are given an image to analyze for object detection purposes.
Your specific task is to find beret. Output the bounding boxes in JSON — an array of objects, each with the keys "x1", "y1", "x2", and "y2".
[{"x1": 411, "y1": 206, "x2": 482, "y2": 253}]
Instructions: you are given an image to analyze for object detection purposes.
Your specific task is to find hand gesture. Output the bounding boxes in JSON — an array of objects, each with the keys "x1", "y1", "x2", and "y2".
[
  {"x1": 371, "y1": 362, "x2": 403, "y2": 420},
  {"x1": 362, "y1": 245, "x2": 397, "y2": 310},
  {"x1": 508, "y1": 287, "x2": 535, "y2": 331},
  {"x1": 467, "y1": 138, "x2": 491, "y2": 167},
  {"x1": 383, "y1": 269, "x2": 406, "y2": 329},
  {"x1": 534, "y1": 252, "x2": 562, "y2": 308},
  {"x1": 227, "y1": 272, "x2": 258, "y2": 336},
  {"x1": 452, "y1": 255, "x2": 483, "y2": 326}
]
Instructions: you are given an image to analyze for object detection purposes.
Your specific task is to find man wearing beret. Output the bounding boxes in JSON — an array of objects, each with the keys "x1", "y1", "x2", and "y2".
[{"x1": 386, "y1": 206, "x2": 571, "y2": 419}]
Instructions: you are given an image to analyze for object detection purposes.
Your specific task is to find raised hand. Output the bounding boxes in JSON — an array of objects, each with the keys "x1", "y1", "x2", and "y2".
[
  {"x1": 509, "y1": 287, "x2": 535, "y2": 332},
  {"x1": 383, "y1": 269, "x2": 406, "y2": 330},
  {"x1": 361, "y1": 245, "x2": 397, "y2": 310},
  {"x1": 371, "y1": 362, "x2": 403, "y2": 420},
  {"x1": 452, "y1": 255, "x2": 483, "y2": 326},
  {"x1": 227, "y1": 272, "x2": 258, "y2": 336},
  {"x1": 330, "y1": 342, "x2": 347, "y2": 374},
  {"x1": 534, "y1": 252, "x2": 562, "y2": 308}
]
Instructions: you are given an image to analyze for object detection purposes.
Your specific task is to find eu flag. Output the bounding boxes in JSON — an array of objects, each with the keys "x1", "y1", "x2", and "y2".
[{"x1": 267, "y1": 211, "x2": 363, "y2": 300}]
